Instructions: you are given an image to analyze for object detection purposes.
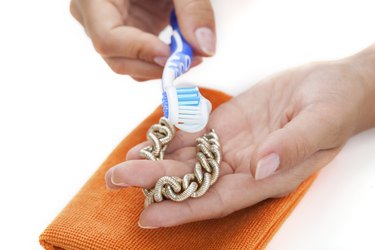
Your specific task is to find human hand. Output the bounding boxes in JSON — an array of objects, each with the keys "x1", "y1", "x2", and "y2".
[
  {"x1": 105, "y1": 45, "x2": 375, "y2": 228},
  {"x1": 70, "y1": 0, "x2": 215, "y2": 81}
]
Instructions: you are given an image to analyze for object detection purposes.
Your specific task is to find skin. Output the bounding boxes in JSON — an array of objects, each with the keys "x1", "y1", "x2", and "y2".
[
  {"x1": 106, "y1": 44, "x2": 375, "y2": 228},
  {"x1": 70, "y1": 0, "x2": 216, "y2": 81}
]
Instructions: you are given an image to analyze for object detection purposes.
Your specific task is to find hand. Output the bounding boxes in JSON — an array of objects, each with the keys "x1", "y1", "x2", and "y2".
[
  {"x1": 105, "y1": 45, "x2": 375, "y2": 228},
  {"x1": 70, "y1": 0, "x2": 216, "y2": 81}
]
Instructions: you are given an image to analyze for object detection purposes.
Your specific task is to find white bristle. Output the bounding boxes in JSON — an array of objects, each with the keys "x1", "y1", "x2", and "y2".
[
  {"x1": 179, "y1": 101, "x2": 199, "y2": 106},
  {"x1": 178, "y1": 115, "x2": 202, "y2": 120},
  {"x1": 179, "y1": 106, "x2": 200, "y2": 111},
  {"x1": 165, "y1": 85, "x2": 212, "y2": 133},
  {"x1": 178, "y1": 93, "x2": 198, "y2": 98}
]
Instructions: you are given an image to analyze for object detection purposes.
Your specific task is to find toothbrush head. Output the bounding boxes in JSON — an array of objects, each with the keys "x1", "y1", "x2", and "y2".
[{"x1": 162, "y1": 85, "x2": 212, "y2": 133}]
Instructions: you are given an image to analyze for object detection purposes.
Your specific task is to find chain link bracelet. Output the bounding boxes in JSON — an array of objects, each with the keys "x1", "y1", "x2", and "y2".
[{"x1": 139, "y1": 117, "x2": 222, "y2": 208}]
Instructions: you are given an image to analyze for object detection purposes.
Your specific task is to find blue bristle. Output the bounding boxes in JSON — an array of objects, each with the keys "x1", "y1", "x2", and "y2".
[
  {"x1": 176, "y1": 88, "x2": 199, "y2": 95},
  {"x1": 177, "y1": 87, "x2": 200, "y2": 107},
  {"x1": 178, "y1": 96, "x2": 200, "y2": 102},
  {"x1": 162, "y1": 91, "x2": 169, "y2": 118}
]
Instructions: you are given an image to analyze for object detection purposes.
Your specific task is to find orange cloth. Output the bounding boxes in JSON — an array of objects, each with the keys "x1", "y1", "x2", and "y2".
[{"x1": 40, "y1": 88, "x2": 316, "y2": 250}]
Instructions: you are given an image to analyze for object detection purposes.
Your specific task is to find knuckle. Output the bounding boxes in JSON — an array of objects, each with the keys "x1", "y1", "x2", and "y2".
[
  {"x1": 233, "y1": 148, "x2": 249, "y2": 173},
  {"x1": 133, "y1": 36, "x2": 145, "y2": 60},
  {"x1": 123, "y1": 41, "x2": 140, "y2": 60},
  {"x1": 291, "y1": 132, "x2": 311, "y2": 164},
  {"x1": 92, "y1": 34, "x2": 112, "y2": 56},
  {"x1": 130, "y1": 32, "x2": 152, "y2": 61}
]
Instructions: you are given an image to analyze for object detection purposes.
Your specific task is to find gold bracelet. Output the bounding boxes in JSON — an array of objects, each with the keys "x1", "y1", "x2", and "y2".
[{"x1": 139, "y1": 117, "x2": 222, "y2": 208}]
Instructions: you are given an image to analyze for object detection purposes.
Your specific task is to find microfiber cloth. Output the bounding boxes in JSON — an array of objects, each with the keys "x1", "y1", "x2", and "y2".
[{"x1": 40, "y1": 88, "x2": 316, "y2": 250}]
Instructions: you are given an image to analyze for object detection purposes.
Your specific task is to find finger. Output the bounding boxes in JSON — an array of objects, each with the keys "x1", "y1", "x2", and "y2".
[
  {"x1": 138, "y1": 173, "x2": 269, "y2": 228},
  {"x1": 81, "y1": 0, "x2": 170, "y2": 62},
  {"x1": 106, "y1": 160, "x2": 193, "y2": 189},
  {"x1": 107, "y1": 157, "x2": 234, "y2": 190},
  {"x1": 250, "y1": 109, "x2": 346, "y2": 180},
  {"x1": 104, "y1": 57, "x2": 163, "y2": 78},
  {"x1": 173, "y1": 0, "x2": 216, "y2": 56},
  {"x1": 138, "y1": 148, "x2": 340, "y2": 228}
]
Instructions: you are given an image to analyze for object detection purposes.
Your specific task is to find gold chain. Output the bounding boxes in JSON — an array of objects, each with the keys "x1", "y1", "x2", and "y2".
[{"x1": 139, "y1": 117, "x2": 222, "y2": 208}]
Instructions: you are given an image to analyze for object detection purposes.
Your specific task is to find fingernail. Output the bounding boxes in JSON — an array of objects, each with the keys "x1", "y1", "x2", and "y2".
[
  {"x1": 153, "y1": 56, "x2": 167, "y2": 66},
  {"x1": 255, "y1": 153, "x2": 280, "y2": 180},
  {"x1": 195, "y1": 27, "x2": 216, "y2": 56},
  {"x1": 138, "y1": 221, "x2": 159, "y2": 229},
  {"x1": 110, "y1": 167, "x2": 129, "y2": 187}
]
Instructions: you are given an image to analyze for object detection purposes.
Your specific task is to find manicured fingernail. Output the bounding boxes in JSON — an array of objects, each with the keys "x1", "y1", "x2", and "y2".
[
  {"x1": 255, "y1": 153, "x2": 280, "y2": 180},
  {"x1": 110, "y1": 167, "x2": 129, "y2": 187},
  {"x1": 153, "y1": 56, "x2": 167, "y2": 66},
  {"x1": 195, "y1": 27, "x2": 216, "y2": 56},
  {"x1": 138, "y1": 221, "x2": 159, "y2": 229}
]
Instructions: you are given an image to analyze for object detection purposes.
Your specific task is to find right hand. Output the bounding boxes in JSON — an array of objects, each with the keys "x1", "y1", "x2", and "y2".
[
  {"x1": 70, "y1": 0, "x2": 216, "y2": 81},
  {"x1": 105, "y1": 44, "x2": 375, "y2": 227}
]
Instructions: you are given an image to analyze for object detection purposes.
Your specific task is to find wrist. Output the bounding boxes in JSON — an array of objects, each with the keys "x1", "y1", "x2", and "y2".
[{"x1": 344, "y1": 44, "x2": 375, "y2": 133}]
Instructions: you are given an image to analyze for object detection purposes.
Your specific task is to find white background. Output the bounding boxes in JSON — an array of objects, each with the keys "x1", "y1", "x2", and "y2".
[{"x1": 0, "y1": 0, "x2": 374, "y2": 249}]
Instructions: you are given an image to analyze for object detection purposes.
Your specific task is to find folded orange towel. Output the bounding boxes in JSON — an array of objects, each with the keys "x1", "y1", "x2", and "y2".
[{"x1": 40, "y1": 88, "x2": 316, "y2": 250}]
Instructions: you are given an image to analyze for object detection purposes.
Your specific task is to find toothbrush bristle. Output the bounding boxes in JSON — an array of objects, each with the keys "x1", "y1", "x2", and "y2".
[
  {"x1": 176, "y1": 86, "x2": 202, "y2": 125},
  {"x1": 176, "y1": 87, "x2": 200, "y2": 106}
]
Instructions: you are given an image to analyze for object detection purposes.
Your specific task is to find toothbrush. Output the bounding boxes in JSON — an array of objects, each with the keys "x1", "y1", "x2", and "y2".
[{"x1": 161, "y1": 11, "x2": 212, "y2": 133}]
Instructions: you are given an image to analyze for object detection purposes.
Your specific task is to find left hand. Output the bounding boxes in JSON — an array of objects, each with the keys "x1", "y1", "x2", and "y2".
[{"x1": 105, "y1": 46, "x2": 375, "y2": 228}]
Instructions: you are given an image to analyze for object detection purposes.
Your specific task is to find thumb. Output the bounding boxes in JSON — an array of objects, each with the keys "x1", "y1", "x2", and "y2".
[
  {"x1": 173, "y1": 0, "x2": 216, "y2": 56},
  {"x1": 251, "y1": 110, "x2": 344, "y2": 180}
]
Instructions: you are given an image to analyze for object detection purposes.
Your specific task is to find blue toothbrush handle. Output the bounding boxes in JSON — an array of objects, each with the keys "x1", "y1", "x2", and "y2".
[{"x1": 169, "y1": 10, "x2": 193, "y2": 77}]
